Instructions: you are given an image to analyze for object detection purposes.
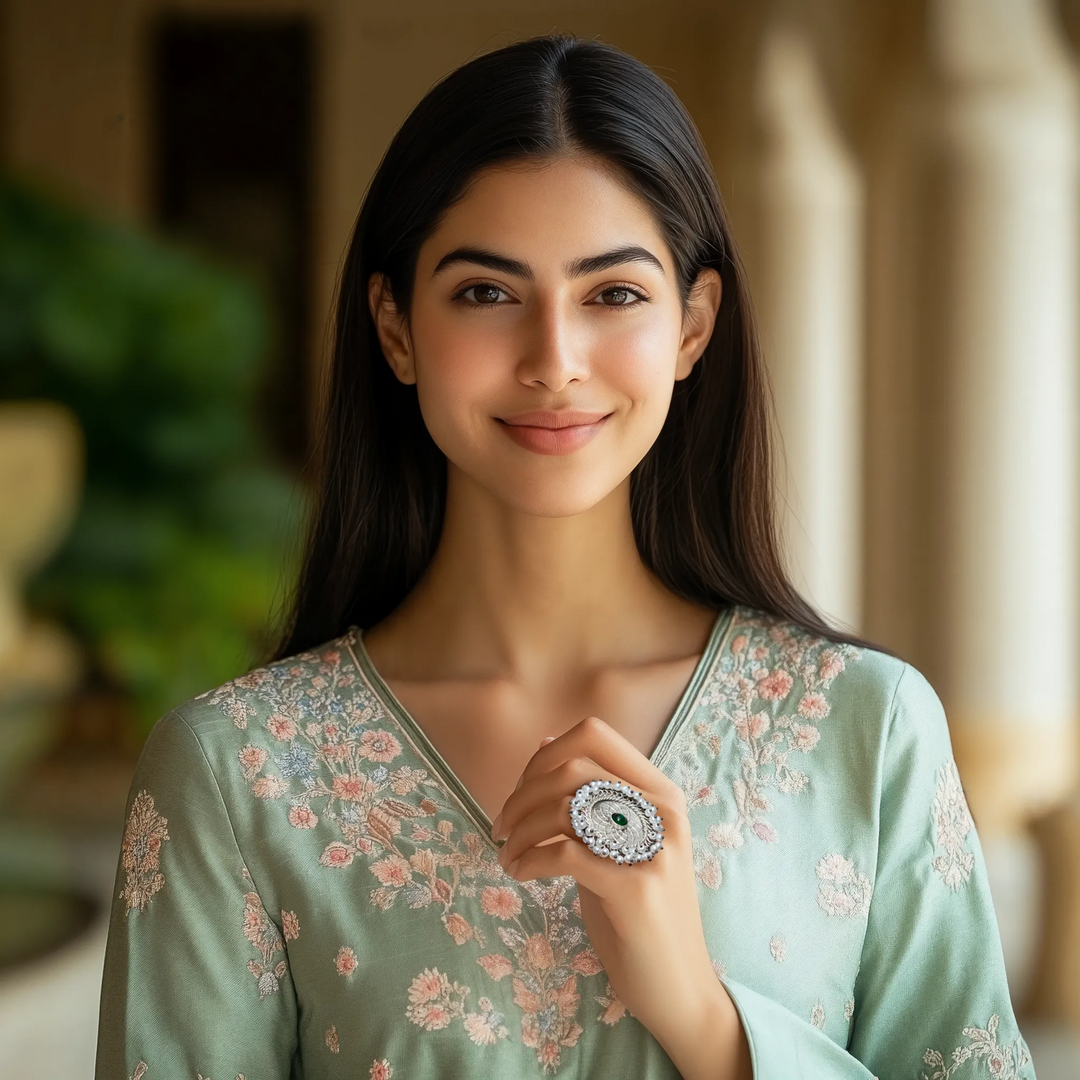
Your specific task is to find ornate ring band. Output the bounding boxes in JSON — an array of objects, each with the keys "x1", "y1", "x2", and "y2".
[{"x1": 569, "y1": 779, "x2": 664, "y2": 865}]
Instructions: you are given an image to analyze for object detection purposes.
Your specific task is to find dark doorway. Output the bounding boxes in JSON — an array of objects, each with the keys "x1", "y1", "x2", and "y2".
[{"x1": 151, "y1": 15, "x2": 313, "y2": 470}]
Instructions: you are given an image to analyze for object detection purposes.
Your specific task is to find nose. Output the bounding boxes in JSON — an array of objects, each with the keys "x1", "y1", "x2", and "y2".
[{"x1": 514, "y1": 298, "x2": 591, "y2": 393}]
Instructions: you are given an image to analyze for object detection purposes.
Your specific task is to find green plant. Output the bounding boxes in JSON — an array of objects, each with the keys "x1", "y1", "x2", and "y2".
[{"x1": 0, "y1": 172, "x2": 306, "y2": 735}]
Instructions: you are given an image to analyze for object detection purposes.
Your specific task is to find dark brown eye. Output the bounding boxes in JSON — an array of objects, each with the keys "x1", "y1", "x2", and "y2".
[
  {"x1": 469, "y1": 284, "x2": 504, "y2": 304},
  {"x1": 598, "y1": 287, "x2": 640, "y2": 306}
]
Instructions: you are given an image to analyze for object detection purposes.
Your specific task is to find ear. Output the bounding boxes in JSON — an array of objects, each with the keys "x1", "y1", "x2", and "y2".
[
  {"x1": 368, "y1": 272, "x2": 416, "y2": 385},
  {"x1": 675, "y1": 268, "x2": 722, "y2": 381}
]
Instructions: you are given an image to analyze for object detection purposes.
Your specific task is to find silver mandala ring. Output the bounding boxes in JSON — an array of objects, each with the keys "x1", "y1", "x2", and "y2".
[{"x1": 569, "y1": 779, "x2": 664, "y2": 865}]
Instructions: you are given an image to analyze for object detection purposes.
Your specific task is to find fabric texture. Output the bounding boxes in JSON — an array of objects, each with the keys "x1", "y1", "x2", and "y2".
[{"x1": 95, "y1": 606, "x2": 1033, "y2": 1079}]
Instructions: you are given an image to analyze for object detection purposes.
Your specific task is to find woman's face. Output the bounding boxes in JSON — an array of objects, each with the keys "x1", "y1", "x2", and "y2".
[{"x1": 370, "y1": 155, "x2": 720, "y2": 517}]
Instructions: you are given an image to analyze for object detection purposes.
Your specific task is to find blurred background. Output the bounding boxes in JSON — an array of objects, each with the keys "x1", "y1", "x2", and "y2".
[{"x1": 1, "y1": 0, "x2": 1079, "y2": 1075}]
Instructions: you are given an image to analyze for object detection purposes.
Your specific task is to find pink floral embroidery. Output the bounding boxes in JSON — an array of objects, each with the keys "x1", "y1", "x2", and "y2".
[
  {"x1": 922, "y1": 1015, "x2": 1031, "y2": 1079},
  {"x1": 326, "y1": 1025, "x2": 340, "y2": 1053},
  {"x1": 478, "y1": 952, "x2": 514, "y2": 980},
  {"x1": 464, "y1": 998, "x2": 511, "y2": 1045},
  {"x1": 281, "y1": 910, "x2": 300, "y2": 941},
  {"x1": 405, "y1": 967, "x2": 510, "y2": 1045},
  {"x1": 336, "y1": 945, "x2": 358, "y2": 976},
  {"x1": 358, "y1": 729, "x2": 403, "y2": 762},
  {"x1": 252, "y1": 776, "x2": 288, "y2": 799},
  {"x1": 238, "y1": 745, "x2": 269, "y2": 779},
  {"x1": 119, "y1": 791, "x2": 170, "y2": 913},
  {"x1": 369, "y1": 1060, "x2": 393, "y2": 1080},
  {"x1": 199, "y1": 634, "x2": 690, "y2": 1072},
  {"x1": 595, "y1": 979, "x2": 627, "y2": 1025},
  {"x1": 483, "y1": 876, "x2": 604, "y2": 1070},
  {"x1": 129, "y1": 1064, "x2": 148, "y2": 1080},
  {"x1": 816, "y1": 854, "x2": 872, "y2": 918},
  {"x1": 288, "y1": 805, "x2": 318, "y2": 829},
  {"x1": 678, "y1": 614, "x2": 859, "y2": 890},
  {"x1": 811, "y1": 1002, "x2": 826, "y2": 1028},
  {"x1": 481, "y1": 886, "x2": 522, "y2": 920},
  {"x1": 268, "y1": 715, "x2": 299, "y2": 741},
  {"x1": 932, "y1": 759, "x2": 975, "y2": 892},
  {"x1": 242, "y1": 885, "x2": 289, "y2": 998},
  {"x1": 769, "y1": 935, "x2": 787, "y2": 962}
]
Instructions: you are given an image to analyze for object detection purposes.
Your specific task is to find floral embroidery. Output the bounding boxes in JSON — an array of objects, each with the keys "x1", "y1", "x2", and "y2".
[
  {"x1": 816, "y1": 853, "x2": 872, "y2": 918},
  {"x1": 200, "y1": 621, "x2": 863, "y2": 1073},
  {"x1": 769, "y1": 934, "x2": 787, "y2": 962},
  {"x1": 595, "y1": 978, "x2": 627, "y2": 1024},
  {"x1": 129, "y1": 1064, "x2": 147, "y2": 1080},
  {"x1": 845, "y1": 998, "x2": 855, "y2": 1021},
  {"x1": 665, "y1": 613, "x2": 859, "y2": 890},
  {"x1": 242, "y1": 886, "x2": 289, "y2": 998},
  {"x1": 281, "y1": 909, "x2": 300, "y2": 941},
  {"x1": 370, "y1": 1060, "x2": 393, "y2": 1080},
  {"x1": 336, "y1": 945, "x2": 358, "y2": 976},
  {"x1": 922, "y1": 1015, "x2": 1031, "y2": 1079},
  {"x1": 326, "y1": 1025, "x2": 340, "y2": 1053},
  {"x1": 205, "y1": 638, "x2": 620, "y2": 1071},
  {"x1": 208, "y1": 640, "x2": 508, "y2": 955},
  {"x1": 119, "y1": 790, "x2": 170, "y2": 914},
  {"x1": 474, "y1": 877, "x2": 602, "y2": 1070},
  {"x1": 464, "y1": 998, "x2": 512, "y2": 1045},
  {"x1": 811, "y1": 1002, "x2": 826, "y2": 1028},
  {"x1": 406, "y1": 967, "x2": 510, "y2": 1046},
  {"x1": 932, "y1": 759, "x2": 976, "y2": 892}
]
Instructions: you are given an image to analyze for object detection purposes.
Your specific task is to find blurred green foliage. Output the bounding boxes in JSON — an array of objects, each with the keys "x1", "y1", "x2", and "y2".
[{"x1": 0, "y1": 173, "x2": 306, "y2": 735}]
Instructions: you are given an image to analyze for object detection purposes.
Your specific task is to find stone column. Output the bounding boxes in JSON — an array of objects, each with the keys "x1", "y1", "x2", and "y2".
[
  {"x1": 923, "y1": 0, "x2": 1080, "y2": 1009},
  {"x1": 750, "y1": 20, "x2": 865, "y2": 632}
]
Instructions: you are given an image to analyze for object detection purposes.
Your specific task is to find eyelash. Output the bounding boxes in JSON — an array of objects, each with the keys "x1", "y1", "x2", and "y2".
[{"x1": 450, "y1": 281, "x2": 650, "y2": 310}]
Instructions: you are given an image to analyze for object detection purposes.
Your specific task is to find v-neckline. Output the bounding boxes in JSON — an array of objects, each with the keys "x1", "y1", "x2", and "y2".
[{"x1": 344, "y1": 606, "x2": 736, "y2": 852}]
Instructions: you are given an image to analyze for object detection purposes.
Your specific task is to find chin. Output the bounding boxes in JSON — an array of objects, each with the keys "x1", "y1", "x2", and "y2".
[{"x1": 462, "y1": 459, "x2": 629, "y2": 518}]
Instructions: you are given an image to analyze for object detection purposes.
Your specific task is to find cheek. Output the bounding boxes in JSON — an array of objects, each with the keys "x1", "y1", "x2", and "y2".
[
  {"x1": 408, "y1": 307, "x2": 509, "y2": 440},
  {"x1": 590, "y1": 314, "x2": 682, "y2": 419}
]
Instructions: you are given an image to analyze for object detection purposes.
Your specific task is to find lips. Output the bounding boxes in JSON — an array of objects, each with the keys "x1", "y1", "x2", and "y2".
[{"x1": 496, "y1": 410, "x2": 611, "y2": 456}]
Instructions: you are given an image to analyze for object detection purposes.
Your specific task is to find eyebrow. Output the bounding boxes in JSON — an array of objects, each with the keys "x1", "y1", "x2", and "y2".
[{"x1": 431, "y1": 244, "x2": 665, "y2": 280}]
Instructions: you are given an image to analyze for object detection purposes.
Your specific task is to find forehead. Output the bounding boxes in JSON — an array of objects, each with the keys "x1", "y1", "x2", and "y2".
[{"x1": 419, "y1": 155, "x2": 672, "y2": 272}]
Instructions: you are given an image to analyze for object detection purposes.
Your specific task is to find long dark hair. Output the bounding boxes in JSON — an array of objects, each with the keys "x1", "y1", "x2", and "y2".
[{"x1": 271, "y1": 33, "x2": 873, "y2": 660}]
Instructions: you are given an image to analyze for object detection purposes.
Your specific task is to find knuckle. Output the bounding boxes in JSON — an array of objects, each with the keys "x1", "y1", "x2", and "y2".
[
  {"x1": 664, "y1": 780, "x2": 688, "y2": 813},
  {"x1": 579, "y1": 714, "x2": 606, "y2": 736}
]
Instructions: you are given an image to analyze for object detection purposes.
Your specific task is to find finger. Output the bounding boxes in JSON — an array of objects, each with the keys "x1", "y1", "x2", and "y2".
[
  {"x1": 521, "y1": 715, "x2": 683, "y2": 805},
  {"x1": 506, "y1": 826, "x2": 658, "y2": 898},
  {"x1": 513, "y1": 736, "x2": 555, "y2": 793},
  {"x1": 498, "y1": 796, "x2": 576, "y2": 868},
  {"x1": 494, "y1": 756, "x2": 618, "y2": 840}
]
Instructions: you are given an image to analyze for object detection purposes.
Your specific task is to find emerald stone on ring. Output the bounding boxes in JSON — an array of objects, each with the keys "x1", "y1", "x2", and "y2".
[{"x1": 569, "y1": 779, "x2": 664, "y2": 864}]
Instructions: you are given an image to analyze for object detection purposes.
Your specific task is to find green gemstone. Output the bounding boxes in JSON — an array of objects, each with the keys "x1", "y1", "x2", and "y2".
[{"x1": 611, "y1": 812, "x2": 628, "y2": 827}]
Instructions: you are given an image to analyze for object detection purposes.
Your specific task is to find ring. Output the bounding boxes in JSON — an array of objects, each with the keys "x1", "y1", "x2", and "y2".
[{"x1": 569, "y1": 779, "x2": 664, "y2": 864}]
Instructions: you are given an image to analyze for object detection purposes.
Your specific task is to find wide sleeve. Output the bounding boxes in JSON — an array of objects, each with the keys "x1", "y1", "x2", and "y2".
[
  {"x1": 95, "y1": 709, "x2": 300, "y2": 1079},
  {"x1": 717, "y1": 662, "x2": 1033, "y2": 1079}
]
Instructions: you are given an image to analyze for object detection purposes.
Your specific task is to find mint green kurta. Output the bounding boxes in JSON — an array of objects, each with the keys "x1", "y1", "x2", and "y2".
[{"x1": 95, "y1": 606, "x2": 1033, "y2": 1079}]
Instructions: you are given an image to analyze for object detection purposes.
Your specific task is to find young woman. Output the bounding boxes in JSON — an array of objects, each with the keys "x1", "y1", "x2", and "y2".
[{"x1": 96, "y1": 34, "x2": 1032, "y2": 1080}]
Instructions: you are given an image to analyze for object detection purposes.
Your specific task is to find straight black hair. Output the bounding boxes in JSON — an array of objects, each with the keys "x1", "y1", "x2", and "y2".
[{"x1": 271, "y1": 33, "x2": 877, "y2": 659}]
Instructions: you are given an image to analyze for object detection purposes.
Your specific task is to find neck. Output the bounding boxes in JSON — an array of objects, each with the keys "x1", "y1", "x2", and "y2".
[{"x1": 374, "y1": 463, "x2": 714, "y2": 682}]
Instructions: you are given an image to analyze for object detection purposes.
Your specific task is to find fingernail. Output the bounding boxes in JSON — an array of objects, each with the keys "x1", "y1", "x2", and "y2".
[
  {"x1": 506, "y1": 857, "x2": 521, "y2": 877},
  {"x1": 514, "y1": 774, "x2": 524, "y2": 790},
  {"x1": 540, "y1": 736, "x2": 556, "y2": 746},
  {"x1": 490, "y1": 811, "x2": 503, "y2": 837}
]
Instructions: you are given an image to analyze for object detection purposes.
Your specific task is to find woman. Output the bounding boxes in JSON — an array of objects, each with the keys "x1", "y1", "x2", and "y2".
[{"x1": 96, "y1": 34, "x2": 1032, "y2": 1080}]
